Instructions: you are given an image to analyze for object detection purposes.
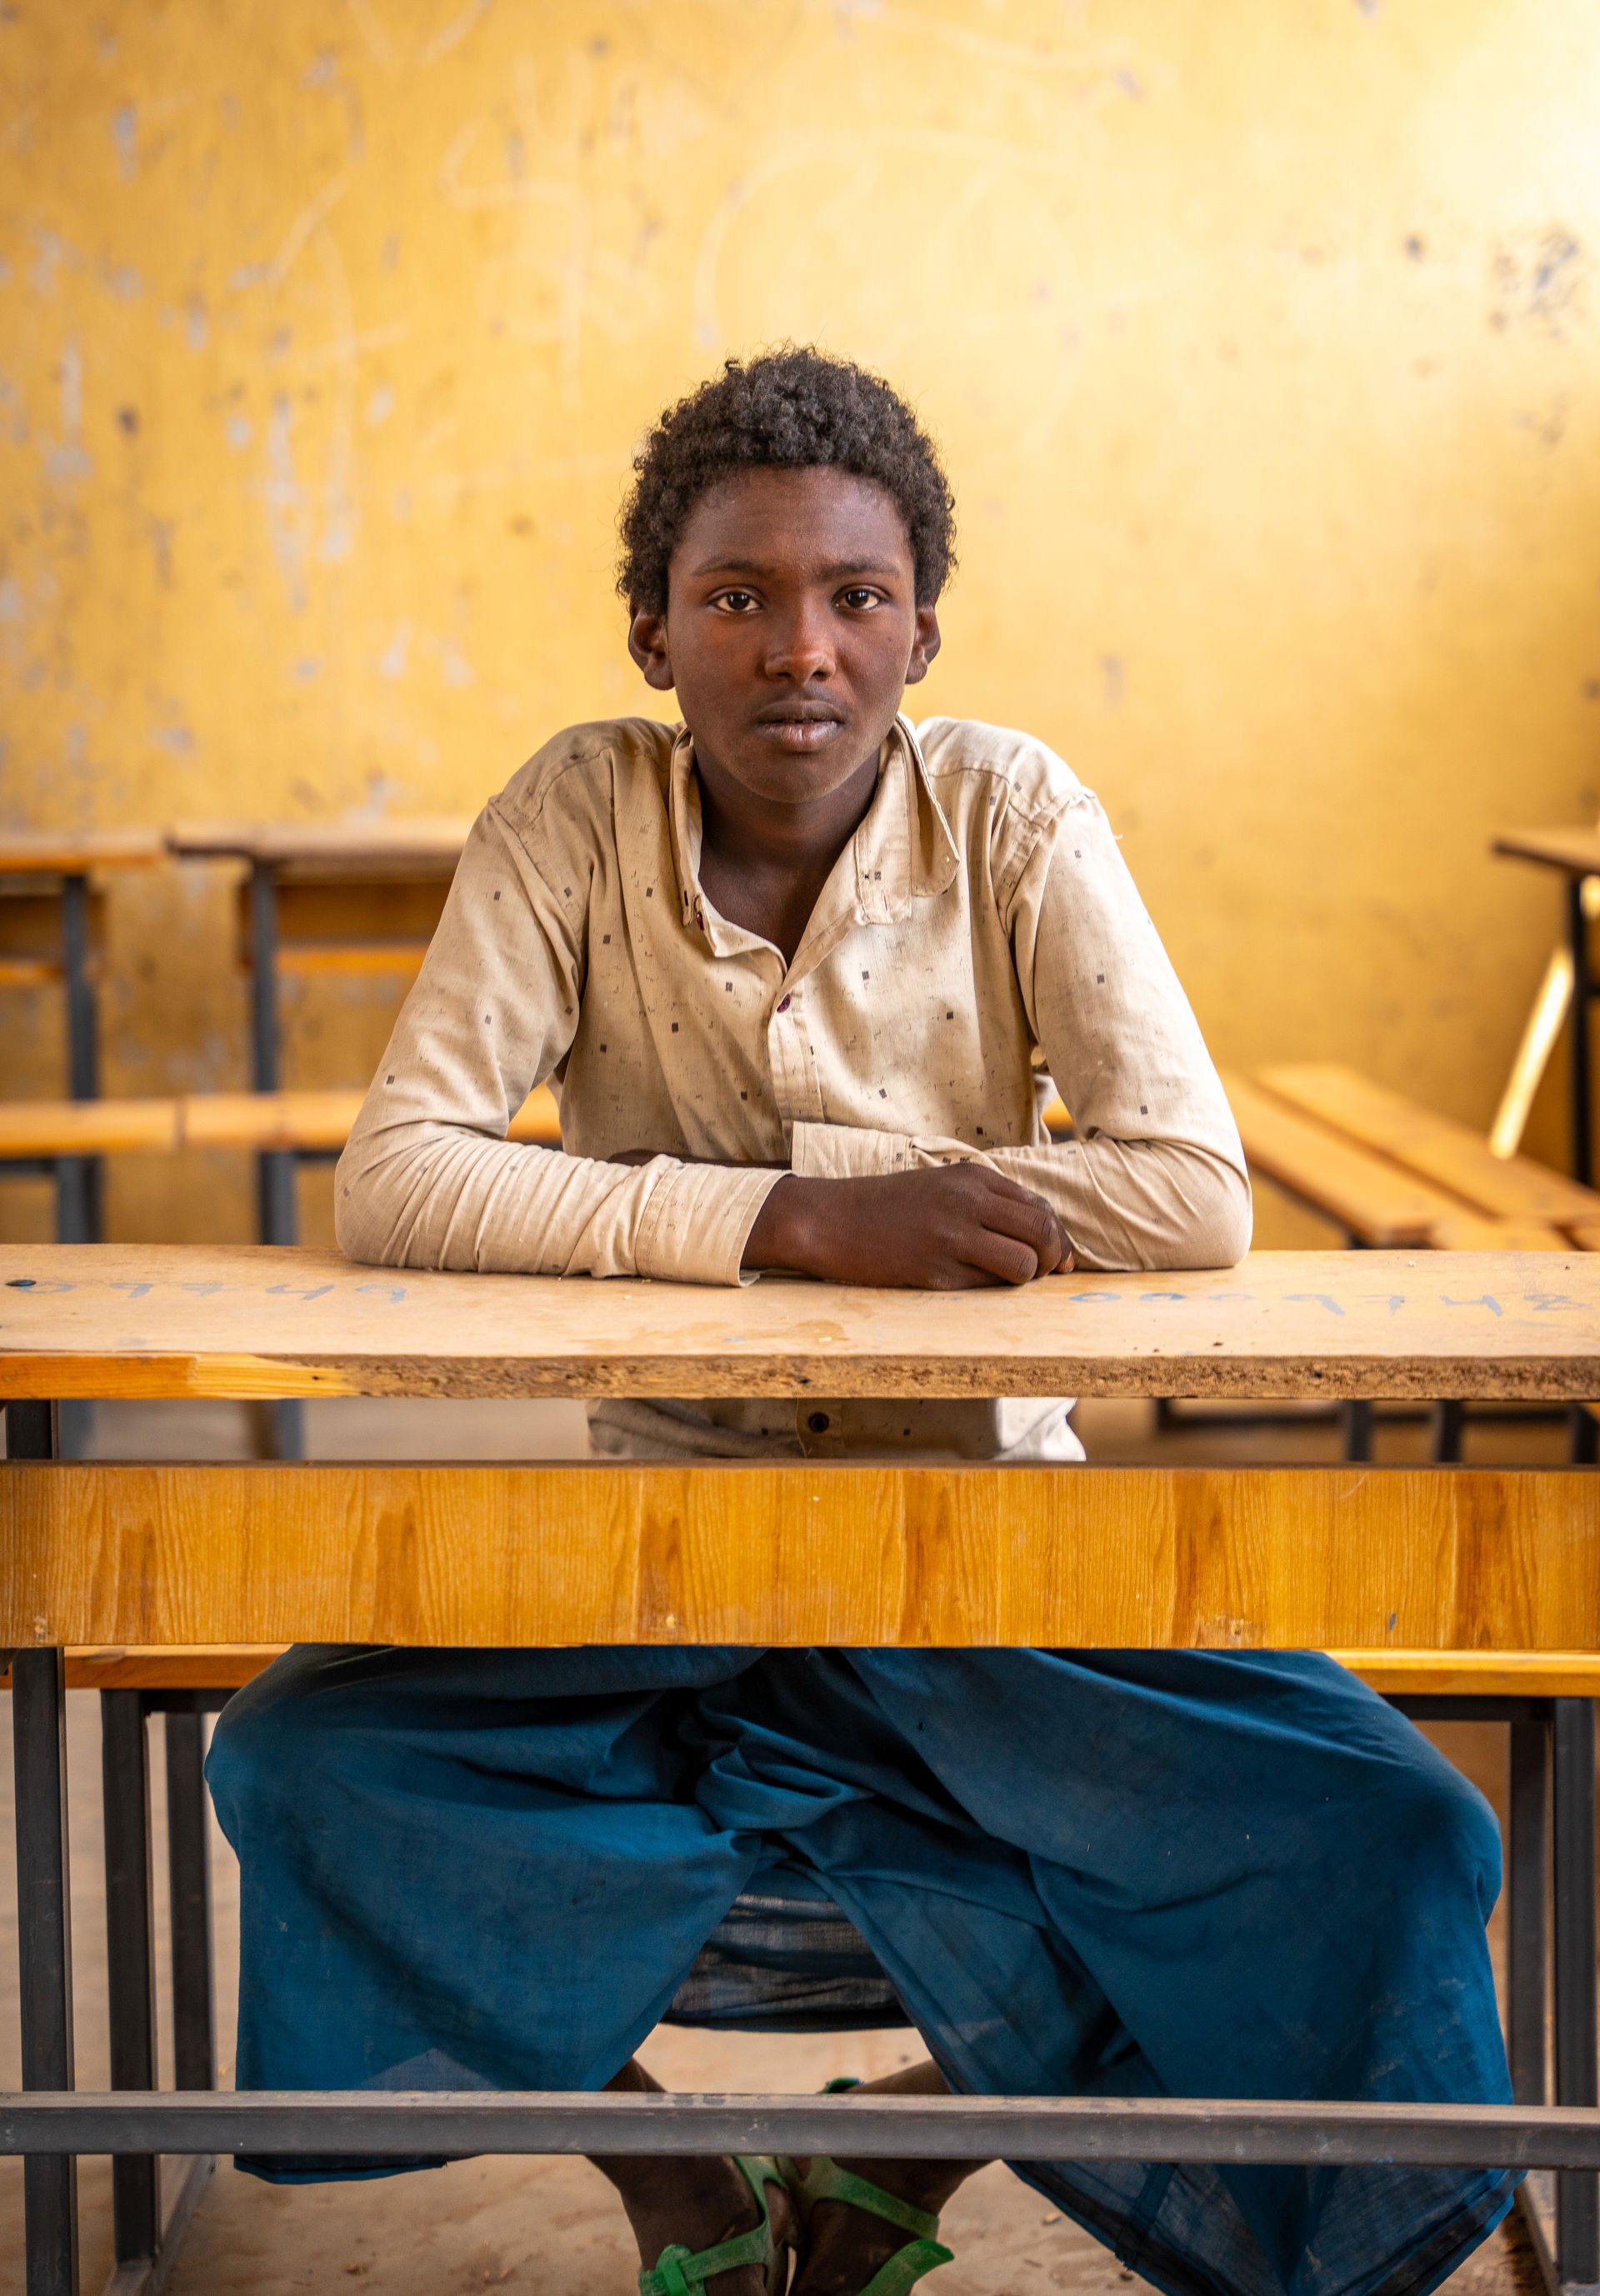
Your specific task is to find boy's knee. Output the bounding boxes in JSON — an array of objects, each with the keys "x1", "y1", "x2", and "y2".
[
  {"x1": 207, "y1": 1662, "x2": 351, "y2": 1832},
  {"x1": 1380, "y1": 1744, "x2": 1502, "y2": 1909}
]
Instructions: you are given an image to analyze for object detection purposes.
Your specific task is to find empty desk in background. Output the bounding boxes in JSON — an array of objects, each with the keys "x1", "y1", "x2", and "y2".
[
  {"x1": 164, "y1": 820, "x2": 472, "y2": 1245},
  {"x1": 0, "y1": 832, "x2": 163, "y2": 1240}
]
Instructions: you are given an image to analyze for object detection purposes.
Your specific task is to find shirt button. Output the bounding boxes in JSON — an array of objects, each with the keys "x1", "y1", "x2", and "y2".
[
  {"x1": 807, "y1": 1410, "x2": 831, "y2": 1434},
  {"x1": 776, "y1": 994, "x2": 792, "y2": 1012}
]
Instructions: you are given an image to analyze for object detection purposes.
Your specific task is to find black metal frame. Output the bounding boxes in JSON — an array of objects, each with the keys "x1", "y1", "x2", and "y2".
[
  {"x1": 6, "y1": 1395, "x2": 1599, "y2": 2296},
  {"x1": 246, "y1": 858, "x2": 348, "y2": 1463}
]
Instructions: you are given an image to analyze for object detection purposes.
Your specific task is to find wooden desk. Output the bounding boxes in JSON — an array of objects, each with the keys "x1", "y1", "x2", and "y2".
[
  {"x1": 164, "y1": 820, "x2": 473, "y2": 1261},
  {"x1": 4, "y1": 1245, "x2": 1599, "y2": 2296},
  {"x1": 166, "y1": 820, "x2": 474, "y2": 870},
  {"x1": 0, "y1": 833, "x2": 164, "y2": 1246},
  {"x1": 1495, "y1": 829, "x2": 1600, "y2": 1189}
]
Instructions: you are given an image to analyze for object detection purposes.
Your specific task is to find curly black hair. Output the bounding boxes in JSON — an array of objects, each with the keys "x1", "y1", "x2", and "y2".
[{"x1": 618, "y1": 346, "x2": 957, "y2": 613}]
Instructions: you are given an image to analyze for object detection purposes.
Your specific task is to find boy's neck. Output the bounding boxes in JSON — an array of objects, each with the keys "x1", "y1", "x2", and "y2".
[{"x1": 692, "y1": 738, "x2": 883, "y2": 965}]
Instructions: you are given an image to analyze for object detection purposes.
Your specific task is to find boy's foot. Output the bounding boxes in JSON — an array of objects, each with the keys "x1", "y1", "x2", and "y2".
[
  {"x1": 606, "y1": 2146, "x2": 795, "y2": 2296},
  {"x1": 787, "y1": 2155, "x2": 959, "y2": 2296},
  {"x1": 594, "y1": 2059, "x2": 793, "y2": 2294}
]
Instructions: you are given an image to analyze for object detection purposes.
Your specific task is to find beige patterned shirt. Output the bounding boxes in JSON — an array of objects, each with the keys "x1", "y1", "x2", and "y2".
[{"x1": 336, "y1": 712, "x2": 1250, "y2": 1461}]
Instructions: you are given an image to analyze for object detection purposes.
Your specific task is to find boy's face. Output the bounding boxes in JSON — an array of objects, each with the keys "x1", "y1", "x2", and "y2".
[{"x1": 628, "y1": 466, "x2": 940, "y2": 810}]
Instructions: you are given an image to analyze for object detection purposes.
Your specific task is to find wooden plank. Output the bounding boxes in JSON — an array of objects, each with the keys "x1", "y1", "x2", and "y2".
[
  {"x1": 1423, "y1": 1210, "x2": 1569, "y2": 1251},
  {"x1": 0, "y1": 1249, "x2": 1588, "y2": 1405},
  {"x1": 1330, "y1": 1650, "x2": 1600, "y2": 1697},
  {"x1": 0, "y1": 1647, "x2": 282, "y2": 1690},
  {"x1": 1222, "y1": 1071, "x2": 1463, "y2": 1243},
  {"x1": 0, "y1": 957, "x2": 62, "y2": 989},
  {"x1": 272, "y1": 944, "x2": 433, "y2": 976},
  {"x1": 1, "y1": 1464, "x2": 1594, "y2": 1651},
  {"x1": 177, "y1": 1086, "x2": 560, "y2": 1151},
  {"x1": 0, "y1": 830, "x2": 163, "y2": 874},
  {"x1": 0, "y1": 1245, "x2": 1596, "y2": 1401},
  {"x1": 180, "y1": 1089, "x2": 364, "y2": 1151},
  {"x1": 0, "y1": 1100, "x2": 181, "y2": 1158},
  {"x1": 1494, "y1": 827, "x2": 1600, "y2": 878},
  {"x1": 0, "y1": 1090, "x2": 562, "y2": 1160},
  {"x1": 168, "y1": 817, "x2": 472, "y2": 868},
  {"x1": 1257, "y1": 1066, "x2": 1600, "y2": 1228}
]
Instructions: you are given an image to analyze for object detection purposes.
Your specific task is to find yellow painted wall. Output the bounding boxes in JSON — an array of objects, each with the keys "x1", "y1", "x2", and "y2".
[{"x1": 2, "y1": 1, "x2": 1598, "y2": 1245}]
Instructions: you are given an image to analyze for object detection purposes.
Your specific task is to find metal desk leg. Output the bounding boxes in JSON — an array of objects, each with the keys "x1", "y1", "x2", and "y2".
[
  {"x1": 59, "y1": 871, "x2": 103, "y2": 1242},
  {"x1": 1570, "y1": 876, "x2": 1594, "y2": 1190},
  {"x1": 54, "y1": 871, "x2": 101, "y2": 1461},
  {"x1": 7, "y1": 1397, "x2": 78, "y2": 2294},
  {"x1": 247, "y1": 856, "x2": 294, "y2": 1243},
  {"x1": 14, "y1": 1644, "x2": 79, "y2": 2296},
  {"x1": 1341, "y1": 1400, "x2": 1373, "y2": 1462},
  {"x1": 102, "y1": 1693, "x2": 160, "y2": 2274},
  {"x1": 1430, "y1": 1400, "x2": 1468, "y2": 1464},
  {"x1": 163, "y1": 1711, "x2": 217, "y2": 2091},
  {"x1": 1553, "y1": 1698, "x2": 1598, "y2": 2284},
  {"x1": 247, "y1": 859, "x2": 303, "y2": 1460},
  {"x1": 1508, "y1": 1714, "x2": 1550, "y2": 2109}
]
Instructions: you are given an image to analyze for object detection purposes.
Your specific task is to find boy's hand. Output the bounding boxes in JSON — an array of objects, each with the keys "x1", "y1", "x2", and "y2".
[{"x1": 744, "y1": 1165, "x2": 1071, "y2": 1288}]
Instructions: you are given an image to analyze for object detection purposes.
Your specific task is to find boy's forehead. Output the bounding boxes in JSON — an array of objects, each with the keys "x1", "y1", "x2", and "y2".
[{"x1": 676, "y1": 465, "x2": 912, "y2": 577}]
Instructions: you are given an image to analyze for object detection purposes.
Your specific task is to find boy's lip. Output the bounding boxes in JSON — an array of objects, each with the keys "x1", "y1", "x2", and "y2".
[{"x1": 752, "y1": 700, "x2": 847, "y2": 747}]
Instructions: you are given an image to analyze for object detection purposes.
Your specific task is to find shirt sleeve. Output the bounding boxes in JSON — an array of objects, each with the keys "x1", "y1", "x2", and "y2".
[
  {"x1": 794, "y1": 785, "x2": 1251, "y2": 1273},
  {"x1": 992, "y1": 787, "x2": 1251, "y2": 1269},
  {"x1": 333, "y1": 797, "x2": 783, "y2": 1285}
]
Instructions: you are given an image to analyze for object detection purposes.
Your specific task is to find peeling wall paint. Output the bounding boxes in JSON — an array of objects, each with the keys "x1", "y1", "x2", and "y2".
[{"x1": 1, "y1": 0, "x2": 1599, "y2": 1245}]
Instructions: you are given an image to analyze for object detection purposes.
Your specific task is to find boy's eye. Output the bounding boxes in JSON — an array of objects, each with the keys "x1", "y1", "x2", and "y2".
[
  {"x1": 714, "y1": 589, "x2": 758, "y2": 612},
  {"x1": 840, "y1": 587, "x2": 882, "y2": 611}
]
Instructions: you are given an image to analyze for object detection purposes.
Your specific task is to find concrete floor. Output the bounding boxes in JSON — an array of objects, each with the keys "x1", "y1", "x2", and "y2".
[{"x1": 1, "y1": 1393, "x2": 1571, "y2": 2294}]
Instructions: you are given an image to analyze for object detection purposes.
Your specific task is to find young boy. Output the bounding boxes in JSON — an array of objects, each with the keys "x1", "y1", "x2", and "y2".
[{"x1": 209, "y1": 350, "x2": 1514, "y2": 2296}]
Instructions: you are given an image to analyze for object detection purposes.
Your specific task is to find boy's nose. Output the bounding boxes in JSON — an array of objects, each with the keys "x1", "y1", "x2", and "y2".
[{"x1": 763, "y1": 604, "x2": 836, "y2": 681}]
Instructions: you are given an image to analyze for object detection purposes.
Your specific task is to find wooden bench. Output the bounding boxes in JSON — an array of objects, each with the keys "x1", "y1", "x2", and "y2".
[
  {"x1": 2, "y1": 1243, "x2": 1598, "y2": 2296},
  {"x1": 1257, "y1": 1066, "x2": 1600, "y2": 1237}
]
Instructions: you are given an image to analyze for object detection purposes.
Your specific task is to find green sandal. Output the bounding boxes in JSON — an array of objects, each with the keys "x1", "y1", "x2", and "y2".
[
  {"x1": 778, "y1": 2080, "x2": 954, "y2": 2296},
  {"x1": 638, "y1": 2152, "x2": 792, "y2": 2296}
]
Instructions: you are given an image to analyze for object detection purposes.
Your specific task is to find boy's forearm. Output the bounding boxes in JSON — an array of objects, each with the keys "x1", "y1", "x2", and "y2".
[{"x1": 741, "y1": 1173, "x2": 824, "y2": 1275}]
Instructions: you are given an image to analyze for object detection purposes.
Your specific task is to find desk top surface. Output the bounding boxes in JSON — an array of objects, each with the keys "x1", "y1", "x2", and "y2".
[
  {"x1": 167, "y1": 816, "x2": 474, "y2": 867},
  {"x1": 0, "y1": 829, "x2": 164, "y2": 874},
  {"x1": 1, "y1": 1244, "x2": 1595, "y2": 1403},
  {"x1": 1493, "y1": 826, "x2": 1600, "y2": 877}
]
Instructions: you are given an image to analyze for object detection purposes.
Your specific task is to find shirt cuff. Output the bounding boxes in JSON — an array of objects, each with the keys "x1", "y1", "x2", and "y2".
[
  {"x1": 789, "y1": 1121, "x2": 913, "y2": 1178},
  {"x1": 789, "y1": 1122, "x2": 998, "y2": 1179},
  {"x1": 633, "y1": 1160, "x2": 789, "y2": 1285}
]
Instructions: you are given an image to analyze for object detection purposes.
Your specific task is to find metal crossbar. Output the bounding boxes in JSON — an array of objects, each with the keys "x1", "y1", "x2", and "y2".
[{"x1": 5, "y1": 2091, "x2": 1600, "y2": 2169}]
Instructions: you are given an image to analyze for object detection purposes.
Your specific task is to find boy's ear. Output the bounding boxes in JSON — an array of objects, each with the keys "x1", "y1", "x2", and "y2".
[
  {"x1": 628, "y1": 607, "x2": 675, "y2": 691},
  {"x1": 904, "y1": 603, "x2": 942, "y2": 686}
]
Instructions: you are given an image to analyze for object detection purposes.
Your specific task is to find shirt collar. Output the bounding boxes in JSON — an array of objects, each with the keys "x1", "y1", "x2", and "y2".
[{"x1": 668, "y1": 712, "x2": 958, "y2": 955}]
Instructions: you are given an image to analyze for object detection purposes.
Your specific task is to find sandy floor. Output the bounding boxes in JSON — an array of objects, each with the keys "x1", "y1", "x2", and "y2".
[{"x1": 0, "y1": 1392, "x2": 1571, "y2": 2294}]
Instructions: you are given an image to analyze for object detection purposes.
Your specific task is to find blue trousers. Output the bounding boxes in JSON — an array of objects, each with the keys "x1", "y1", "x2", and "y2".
[{"x1": 207, "y1": 1645, "x2": 1515, "y2": 2296}]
